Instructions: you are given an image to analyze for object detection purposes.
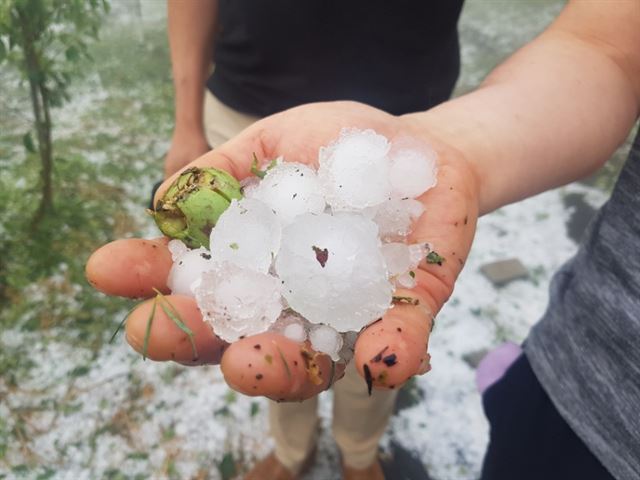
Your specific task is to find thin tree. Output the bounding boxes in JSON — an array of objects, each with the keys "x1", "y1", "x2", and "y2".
[{"x1": 0, "y1": 0, "x2": 108, "y2": 223}]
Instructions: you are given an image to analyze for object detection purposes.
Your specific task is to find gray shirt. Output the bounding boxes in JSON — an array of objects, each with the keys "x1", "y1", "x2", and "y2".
[{"x1": 526, "y1": 129, "x2": 640, "y2": 480}]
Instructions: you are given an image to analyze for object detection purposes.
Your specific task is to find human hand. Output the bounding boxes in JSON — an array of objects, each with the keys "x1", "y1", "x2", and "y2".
[
  {"x1": 163, "y1": 127, "x2": 210, "y2": 178},
  {"x1": 86, "y1": 101, "x2": 480, "y2": 400}
]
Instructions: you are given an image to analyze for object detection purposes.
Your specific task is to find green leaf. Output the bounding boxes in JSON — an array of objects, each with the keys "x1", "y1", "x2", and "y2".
[
  {"x1": 218, "y1": 453, "x2": 237, "y2": 480},
  {"x1": 109, "y1": 305, "x2": 136, "y2": 343},
  {"x1": 153, "y1": 289, "x2": 198, "y2": 360},
  {"x1": 426, "y1": 251, "x2": 445, "y2": 266},
  {"x1": 250, "y1": 401, "x2": 260, "y2": 417},
  {"x1": 65, "y1": 46, "x2": 80, "y2": 62},
  {"x1": 0, "y1": 39, "x2": 6, "y2": 63},
  {"x1": 142, "y1": 297, "x2": 157, "y2": 361},
  {"x1": 69, "y1": 365, "x2": 90, "y2": 377},
  {"x1": 22, "y1": 132, "x2": 36, "y2": 153}
]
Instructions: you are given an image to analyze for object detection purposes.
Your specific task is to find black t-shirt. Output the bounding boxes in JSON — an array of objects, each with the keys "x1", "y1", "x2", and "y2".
[{"x1": 207, "y1": 0, "x2": 465, "y2": 117}]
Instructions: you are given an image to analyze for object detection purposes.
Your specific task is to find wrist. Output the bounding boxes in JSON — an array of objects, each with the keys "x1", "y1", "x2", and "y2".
[{"x1": 172, "y1": 122, "x2": 207, "y2": 141}]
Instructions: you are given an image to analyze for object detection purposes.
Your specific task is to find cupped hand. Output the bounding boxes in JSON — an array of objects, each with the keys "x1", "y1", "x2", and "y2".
[{"x1": 86, "y1": 101, "x2": 480, "y2": 400}]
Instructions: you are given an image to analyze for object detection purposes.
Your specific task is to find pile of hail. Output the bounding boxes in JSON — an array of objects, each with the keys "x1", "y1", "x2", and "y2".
[{"x1": 153, "y1": 128, "x2": 438, "y2": 363}]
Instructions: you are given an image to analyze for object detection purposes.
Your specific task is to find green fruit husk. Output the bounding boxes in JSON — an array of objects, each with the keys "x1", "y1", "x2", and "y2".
[{"x1": 152, "y1": 167, "x2": 242, "y2": 248}]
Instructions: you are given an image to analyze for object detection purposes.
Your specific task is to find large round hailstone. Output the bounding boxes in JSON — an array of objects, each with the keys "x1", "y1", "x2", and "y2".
[
  {"x1": 388, "y1": 146, "x2": 438, "y2": 199},
  {"x1": 167, "y1": 246, "x2": 216, "y2": 296},
  {"x1": 209, "y1": 198, "x2": 281, "y2": 273},
  {"x1": 318, "y1": 128, "x2": 392, "y2": 211},
  {"x1": 275, "y1": 212, "x2": 393, "y2": 332},
  {"x1": 246, "y1": 162, "x2": 325, "y2": 224},
  {"x1": 194, "y1": 263, "x2": 282, "y2": 342}
]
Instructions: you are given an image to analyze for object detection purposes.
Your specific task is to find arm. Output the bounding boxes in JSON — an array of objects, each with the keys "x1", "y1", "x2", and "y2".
[
  {"x1": 164, "y1": 0, "x2": 218, "y2": 177},
  {"x1": 406, "y1": 0, "x2": 640, "y2": 214}
]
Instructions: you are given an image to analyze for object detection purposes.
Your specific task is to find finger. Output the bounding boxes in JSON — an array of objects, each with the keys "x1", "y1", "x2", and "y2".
[
  {"x1": 86, "y1": 238, "x2": 172, "y2": 299},
  {"x1": 354, "y1": 288, "x2": 433, "y2": 392},
  {"x1": 125, "y1": 294, "x2": 226, "y2": 365},
  {"x1": 221, "y1": 333, "x2": 346, "y2": 402},
  {"x1": 355, "y1": 153, "x2": 479, "y2": 390},
  {"x1": 408, "y1": 152, "x2": 480, "y2": 312}
]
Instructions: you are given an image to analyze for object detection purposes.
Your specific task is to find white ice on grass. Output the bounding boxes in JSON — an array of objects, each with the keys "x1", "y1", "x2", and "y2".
[
  {"x1": 166, "y1": 247, "x2": 215, "y2": 296},
  {"x1": 209, "y1": 198, "x2": 281, "y2": 273},
  {"x1": 246, "y1": 162, "x2": 326, "y2": 224},
  {"x1": 318, "y1": 128, "x2": 392, "y2": 211},
  {"x1": 371, "y1": 199, "x2": 425, "y2": 240},
  {"x1": 275, "y1": 212, "x2": 393, "y2": 332},
  {"x1": 194, "y1": 262, "x2": 282, "y2": 342},
  {"x1": 309, "y1": 325, "x2": 343, "y2": 361},
  {"x1": 388, "y1": 144, "x2": 438, "y2": 199}
]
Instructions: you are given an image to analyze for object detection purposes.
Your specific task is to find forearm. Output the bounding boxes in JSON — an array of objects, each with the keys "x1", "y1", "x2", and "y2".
[
  {"x1": 168, "y1": 0, "x2": 218, "y2": 135},
  {"x1": 406, "y1": 0, "x2": 640, "y2": 215}
]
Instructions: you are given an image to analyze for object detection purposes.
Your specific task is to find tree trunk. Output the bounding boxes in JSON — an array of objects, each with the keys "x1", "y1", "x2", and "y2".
[{"x1": 19, "y1": 9, "x2": 54, "y2": 225}]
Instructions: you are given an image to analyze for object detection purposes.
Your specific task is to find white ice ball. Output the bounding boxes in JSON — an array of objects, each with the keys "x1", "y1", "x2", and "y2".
[
  {"x1": 309, "y1": 325, "x2": 343, "y2": 361},
  {"x1": 370, "y1": 199, "x2": 425, "y2": 241},
  {"x1": 318, "y1": 128, "x2": 392, "y2": 211},
  {"x1": 209, "y1": 198, "x2": 281, "y2": 273},
  {"x1": 275, "y1": 212, "x2": 393, "y2": 332},
  {"x1": 167, "y1": 247, "x2": 216, "y2": 296},
  {"x1": 246, "y1": 162, "x2": 325, "y2": 224},
  {"x1": 194, "y1": 262, "x2": 282, "y2": 342},
  {"x1": 388, "y1": 145, "x2": 438, "y2": 199}
]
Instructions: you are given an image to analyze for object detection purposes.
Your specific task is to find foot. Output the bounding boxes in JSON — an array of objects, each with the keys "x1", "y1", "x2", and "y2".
[
  {"x1": 342, "y1": 458, "x2": 385, "y2": 480},
  {"x1": 244, "y1": 453, "x2": 297, "y2": 480},
  {"x1": 244, "y1": 448, "x2": 317, "y2": 480}
]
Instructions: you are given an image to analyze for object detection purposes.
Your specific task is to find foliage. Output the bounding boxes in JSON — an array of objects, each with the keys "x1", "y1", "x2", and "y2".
[
  {"x1": 0, "y1": 18, "x2": 172, "y2": 346},
  {"x1": 0, "y1": 0, "x2": 110, "y2": 221}
]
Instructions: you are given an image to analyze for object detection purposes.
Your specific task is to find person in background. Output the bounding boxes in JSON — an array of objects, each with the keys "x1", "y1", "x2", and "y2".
[{"x1": 86, "y1": 1, "x2": 640, "y2": 479}]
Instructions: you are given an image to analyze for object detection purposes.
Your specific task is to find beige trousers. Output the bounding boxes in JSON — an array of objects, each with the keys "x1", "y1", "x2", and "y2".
[{"x1": 203, "y1": 90, "x2": 399, "y2": 472}]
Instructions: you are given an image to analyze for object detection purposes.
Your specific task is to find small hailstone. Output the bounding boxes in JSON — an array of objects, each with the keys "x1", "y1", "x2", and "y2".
[
  {"x1": 246, "y1": 162, "x2": 325, "y2": 224},
  {"x1": 275, "y1": 212, "x2": 393, "y2": 332},
  {"x1": 396, "y1": 271, "x2": 417, "y2": 289},
  {"x1": 209, "y1": 198, "x2": 281, "y2": 273},
  {"x1": 309, "y1": 325, "x2": 343, "y2": 361},
  {"x1": 371, "y1": 199, "x2": 424, "y2": 240},
  {"x1": 408, "y1": 243, "x2": 432, "y2": 266},
  {"x1": 318, "y1": 128, "x2": 392, "y2": 211},
  {"x1": 167, "y1": 239, "x2": 189, "y2": 261},
  {"x1": 388, "y1": 145, "x2": 438, "y2": 199},
  {"x1": 283, "y1": 323, "x2": 307, "y2": 343},
  {"x1": 381, "y1": 243, "x2": 413, "y2": 276},
  {"x1": 167, "y1": 247, "x2": 215, "y2": 296},
  {"x1": 270, "y1": 310, "x2": 309, "y2": 343},
  {"x1": 194, "y1": 262, "x2": 282, "y2": 342}
]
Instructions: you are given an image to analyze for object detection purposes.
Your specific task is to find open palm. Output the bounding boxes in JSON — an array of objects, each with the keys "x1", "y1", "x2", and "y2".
[{"x1": 86, "y1": 101, "x2": 479, "y2": 401}]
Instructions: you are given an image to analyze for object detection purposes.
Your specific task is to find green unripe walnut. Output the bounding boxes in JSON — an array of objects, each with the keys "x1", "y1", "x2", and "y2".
[{"x1": 152, "y1": 167, "x2": 242, "y2": 248}]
